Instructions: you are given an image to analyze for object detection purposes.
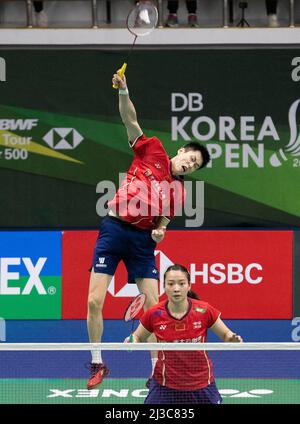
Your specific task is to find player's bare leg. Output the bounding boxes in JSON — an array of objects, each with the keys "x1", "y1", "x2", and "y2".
[
  {"x1": 136, "y1": 277, "x2": 159, "y2": 380},
  {"x1": 86, "y1": 270, "x2": 113, "y2": 389}
]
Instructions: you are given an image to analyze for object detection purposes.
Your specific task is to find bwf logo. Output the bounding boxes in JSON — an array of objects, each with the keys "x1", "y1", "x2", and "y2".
[
  {"x1": 0, "y1": 57, "x2": 6, "y2": 82},
  {"x1": 0, "y1": 317, "x2": 6, "y2": 341}
]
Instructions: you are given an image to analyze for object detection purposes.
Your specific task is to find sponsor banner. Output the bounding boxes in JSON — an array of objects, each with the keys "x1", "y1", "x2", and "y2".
[
  {"x1": 1, "y1": 50, "x2": 300, "y2": 228},
  {"x1": 62, "y1": 230, "x2": 293, "y2": 319},
  {"x1": 0, "y1": 232, "x2": 61, "y2": 319}
]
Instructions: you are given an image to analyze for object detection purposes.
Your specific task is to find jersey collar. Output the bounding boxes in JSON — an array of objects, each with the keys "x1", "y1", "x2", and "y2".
[{"x1": 165, "y1": 298, "x2": 192, "y2": 321}]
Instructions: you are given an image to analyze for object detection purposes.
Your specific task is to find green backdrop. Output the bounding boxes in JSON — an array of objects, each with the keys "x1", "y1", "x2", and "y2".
[{"x1": 0, "y1": 48, "x2": 300, "y2": 228}]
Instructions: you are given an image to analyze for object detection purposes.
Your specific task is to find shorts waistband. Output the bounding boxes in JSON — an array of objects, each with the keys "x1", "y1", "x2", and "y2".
[{"x1": 105, "y1": 215, "x2": 150, "y2": 232}]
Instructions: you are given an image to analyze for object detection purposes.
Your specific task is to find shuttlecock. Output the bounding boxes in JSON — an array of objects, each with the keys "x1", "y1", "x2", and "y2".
[{"x1": 139, "y1": 9, "x2": 151, "y2": 25}]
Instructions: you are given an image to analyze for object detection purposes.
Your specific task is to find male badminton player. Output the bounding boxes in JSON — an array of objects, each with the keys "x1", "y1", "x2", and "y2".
[
  {"x1": 125, "y1": 264, "x2": 243, "y2": 404},
  {"x1": 86, "y1": 74, "x2": 211, "y2": 390}
]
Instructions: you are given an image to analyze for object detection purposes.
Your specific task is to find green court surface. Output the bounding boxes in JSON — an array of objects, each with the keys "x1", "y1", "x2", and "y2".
[{"x1": 0, "y1": 378, "x2": 299, "y2": 404}]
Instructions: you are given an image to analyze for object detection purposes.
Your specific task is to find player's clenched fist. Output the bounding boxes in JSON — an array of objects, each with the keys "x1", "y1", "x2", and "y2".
[
  {"x1": 112, "y1": 73, "x2": 127, "y2": 89},
  {"x1": 151, "y1": 226, "x2": 166, "y2": 243}
]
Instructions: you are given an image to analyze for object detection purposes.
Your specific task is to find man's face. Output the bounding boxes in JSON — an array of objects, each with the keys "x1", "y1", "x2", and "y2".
[{"x1": 171, "y1": 148, "x2": 203, "y2": 176}]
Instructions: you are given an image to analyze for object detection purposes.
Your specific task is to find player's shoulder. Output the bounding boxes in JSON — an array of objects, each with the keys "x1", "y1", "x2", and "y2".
[
  {"x1": 146, "y1": 300, "x2": 166, "y2": 317},
  {"x1": 135, "y1": 134, "x2": 165, "y2": 150}
]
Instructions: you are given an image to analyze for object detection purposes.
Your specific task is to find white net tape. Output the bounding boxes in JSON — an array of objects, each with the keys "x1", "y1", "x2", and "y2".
[{"x1": 1, "y1": 342, "x2": 300, "y2": 350}]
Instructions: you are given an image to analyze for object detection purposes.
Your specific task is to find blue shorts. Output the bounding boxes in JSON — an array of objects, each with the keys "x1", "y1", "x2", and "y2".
[
  {"x1": 144, "y1": 378, "x2": 222, "y2": 405},
  {"x1": 92, "y1": 216, "x2": 158, "y2": 284}
]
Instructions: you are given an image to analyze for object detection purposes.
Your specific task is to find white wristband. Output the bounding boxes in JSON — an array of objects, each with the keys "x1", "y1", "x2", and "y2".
[{"x1": 119, "y1": 88, "x2": 129, "y2": 95}]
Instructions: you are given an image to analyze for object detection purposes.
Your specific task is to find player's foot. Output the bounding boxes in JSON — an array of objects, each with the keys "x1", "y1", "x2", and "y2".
[
  {"x1": 35, "y1": 11, "x2": 48, "y2": 28},
  {"x1": 86, "y1": 363, "x2": 109, "y2": 390},
  {"x1": 165, "y1": 14, "x2": 178, "y2": 28},
  {"x1": 268, "y1": 13, "x2": 279, "y2": 27},
  {"x1": 188, "y1": 14, "x2": 199, "y2": 28}
]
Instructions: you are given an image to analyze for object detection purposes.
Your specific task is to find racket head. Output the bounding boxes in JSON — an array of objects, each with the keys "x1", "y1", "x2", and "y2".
[
  {"x1": 124, "y1": 293, "x2": 147, "y2": 322},
  {"x1": 126, "y1": 1, "x2": 158, "y2": 37}
]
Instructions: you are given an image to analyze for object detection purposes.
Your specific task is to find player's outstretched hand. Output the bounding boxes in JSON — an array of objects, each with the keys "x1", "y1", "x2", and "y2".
[
  {"x1": 112, "y1": 73, "x2": 127, "y2": 90},
  {"x1": 228, "y1": 333, "x2": 243, "y2": 343},
  {"x1": 124, "y1": 334, "x2": 137, "y2": 343},
  {"x1": 151, "y1": 226, "x2": 166, "y2": 243}
]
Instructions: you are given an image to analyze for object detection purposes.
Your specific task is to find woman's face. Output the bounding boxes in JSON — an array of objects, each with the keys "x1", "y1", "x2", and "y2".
[{"x1": 164, "y1": 270, "x2": 191, "y2": 303}]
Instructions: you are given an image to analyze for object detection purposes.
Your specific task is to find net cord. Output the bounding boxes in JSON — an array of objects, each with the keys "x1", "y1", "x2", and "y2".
[{"x1": 0, "y1": 342, "x2": 300, "y2": 351}]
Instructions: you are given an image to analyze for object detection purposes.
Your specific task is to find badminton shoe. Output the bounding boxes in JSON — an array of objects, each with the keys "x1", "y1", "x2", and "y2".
[
  {"x1": 86, "y1": 363, "x2": 109, "y2": 390},
  {"x1": 165, "y1": 13, "x2": 178, "y2": 28}
]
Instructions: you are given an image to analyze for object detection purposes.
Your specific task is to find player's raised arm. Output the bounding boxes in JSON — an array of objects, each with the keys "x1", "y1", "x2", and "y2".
[
  {"x1": 112, "y1": 73, "x2": 143, "y2": 144},
  {"x1": 210, "y1": 317, "x2": 243, "y2": 343}
]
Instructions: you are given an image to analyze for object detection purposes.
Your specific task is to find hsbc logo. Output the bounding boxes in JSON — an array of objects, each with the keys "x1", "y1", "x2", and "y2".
[
  {"x1": 0, "y1": 257, "x2": 48, "y2": 295},
  {"x1": 190, "y1": 263, "x2": 263, "y2": 284},
  {"x1": 107, "y1": 251, "x2": 263, "y2": 299},
  {"x1": 43, "y1": 128, "x2": 83, "y2": 150}
]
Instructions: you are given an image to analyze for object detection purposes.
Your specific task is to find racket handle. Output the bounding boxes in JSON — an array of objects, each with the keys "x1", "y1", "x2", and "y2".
[
  {"x1": 112, "y1": 63, "x2": 128, "y2": 89},
  {"x1": 129, "y1": 333, "x2": 134, "y2": 343}
]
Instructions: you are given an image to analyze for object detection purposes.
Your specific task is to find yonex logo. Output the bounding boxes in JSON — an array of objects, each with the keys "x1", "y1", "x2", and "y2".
[
  {"x1": 99, "y1": 258, "x2": 105, "y2": 264},
  {"x1": 0, "y1": 257, "x2": 47, "y2": 295},
  {"x1": 159, "y1": 325, "x2": 167, "y2": 330},
  {"x1": 43, "y1": 128, "x2": 83, "y2": 150},
  {"x1": 220, "y1": 389, "x2": 274, "y2": 398}
]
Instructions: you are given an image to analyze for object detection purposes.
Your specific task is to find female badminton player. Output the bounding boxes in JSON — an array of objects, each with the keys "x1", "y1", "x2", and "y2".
[{"x1": 125, "y1": 264, "x2": 243, "y2": 404}]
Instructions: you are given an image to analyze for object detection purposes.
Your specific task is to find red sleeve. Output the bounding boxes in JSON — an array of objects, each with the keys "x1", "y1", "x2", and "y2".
[
  {"x1": 206, "y1": 303, "x2": 221, "y2": 328},
  {"x1": 139, "y1": 308, "x2": 154, "y2": 333},
  {"x1": 131, "y1": 134, "x2": 166, "y2": 159}
]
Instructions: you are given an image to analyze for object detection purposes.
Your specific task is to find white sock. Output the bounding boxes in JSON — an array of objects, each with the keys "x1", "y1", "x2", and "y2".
[{"x1": 91, "y1": 349, "x2": 102, "y2": 364}]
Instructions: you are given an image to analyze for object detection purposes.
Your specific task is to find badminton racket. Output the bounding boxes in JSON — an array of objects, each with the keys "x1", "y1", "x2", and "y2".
[
  {"x1": 112, "y1": 1, "x2": 158, "y2": 89},
  {"x1": 124, "y1": 292, "x2": 147, "y2": 342}
]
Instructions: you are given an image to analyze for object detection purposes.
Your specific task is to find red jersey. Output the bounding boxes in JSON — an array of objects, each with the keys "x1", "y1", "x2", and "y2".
[
  {"x1": 140, "y1": 298, "x2": 221, "y2": 391},
  {"x1": 108, "y1": 134, "x2": 185, "y2": 230}
]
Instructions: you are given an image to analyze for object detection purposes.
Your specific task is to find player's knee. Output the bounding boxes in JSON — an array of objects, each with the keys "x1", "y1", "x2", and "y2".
[
  {"x1": 144, "y1": 294, "x2": 159, "y2": 310},
  {"x1": 88, "y1": 295, "x2": 104, "y2": 314}
]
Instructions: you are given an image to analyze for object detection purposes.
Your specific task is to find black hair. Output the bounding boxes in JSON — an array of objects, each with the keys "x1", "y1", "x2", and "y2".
[
  {"x1": 164, "y1": 264, "x2": 200, "y2": 300},
  {"x1": 182, "y1": 141, "x2": 211, "y2": 169}
]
